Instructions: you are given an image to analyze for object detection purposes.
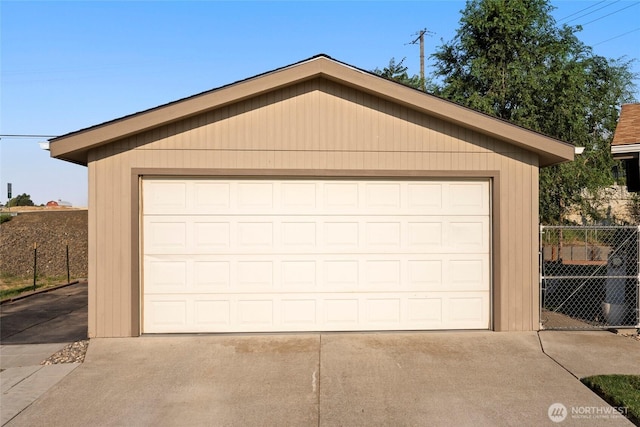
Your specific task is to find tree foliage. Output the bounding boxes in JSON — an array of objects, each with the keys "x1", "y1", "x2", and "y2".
[
  {"x1": 431, "y1": 0, "x2": 637, "y2": 224},
  {"x1": 373, "y1": 57, "x2": 427, "y2": 90},
  {"x1": 7, "y1": 193, "x2": 35, "y2": 207}
]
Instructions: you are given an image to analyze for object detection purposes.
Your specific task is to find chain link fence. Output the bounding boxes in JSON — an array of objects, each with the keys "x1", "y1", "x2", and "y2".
[{"x1": 540, "y1": 226, "x2": 639, "y2": 330}]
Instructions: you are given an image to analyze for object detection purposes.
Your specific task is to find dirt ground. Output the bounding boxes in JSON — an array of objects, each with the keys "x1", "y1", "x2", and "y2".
[{"x1": 0, "y1": 209, "x2": 88, "y2": 286}]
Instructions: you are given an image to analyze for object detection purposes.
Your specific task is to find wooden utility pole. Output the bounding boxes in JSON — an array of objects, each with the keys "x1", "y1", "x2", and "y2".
[{"x1": 409, "y1": 28, "x2": 432, "y2": 91}]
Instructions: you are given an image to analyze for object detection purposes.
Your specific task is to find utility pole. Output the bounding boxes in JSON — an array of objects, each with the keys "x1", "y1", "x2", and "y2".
[{"x1": 408, "y1": 28, "x2": 433, "y2": 91}]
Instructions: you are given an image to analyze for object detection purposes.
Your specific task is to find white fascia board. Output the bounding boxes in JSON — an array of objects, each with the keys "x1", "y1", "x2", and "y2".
[{"x1": 612, "y1": 143, "x2": 640, "y2": 154}]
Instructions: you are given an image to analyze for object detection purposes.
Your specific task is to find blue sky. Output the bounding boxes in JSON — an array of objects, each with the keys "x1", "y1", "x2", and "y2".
[{"x1": 2, "y1": 1, "x2": 639, "y2": 207}]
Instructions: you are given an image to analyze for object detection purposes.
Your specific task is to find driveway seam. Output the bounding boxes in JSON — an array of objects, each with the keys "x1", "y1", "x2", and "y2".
[
  {"x1": 537, "y1": 331, "x2": 579, "y2": 380},
  {"x1": 2, "y1": 365, "x2": 43, "y2": 392}
]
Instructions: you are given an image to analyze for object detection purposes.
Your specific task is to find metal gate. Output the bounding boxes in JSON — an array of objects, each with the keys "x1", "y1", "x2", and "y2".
[{"x1": 540, "y1": 226, "x2": 640, "y2": 330}]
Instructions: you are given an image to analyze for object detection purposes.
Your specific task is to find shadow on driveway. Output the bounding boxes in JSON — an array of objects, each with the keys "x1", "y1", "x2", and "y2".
[{"x1": 0, "y1": 282, "x2": 88, "y2": 344}]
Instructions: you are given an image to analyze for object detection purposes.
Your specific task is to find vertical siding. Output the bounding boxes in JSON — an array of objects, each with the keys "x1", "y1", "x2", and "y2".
[
  {"x1": 87, "y1": 158, "x2": 97, "y2": 338},
  {"x1": 88, "y1": 78, "x2": 541, "y2": 336},
  {"x1": 531, "y1": 164, "x2": 540, "y2": 330}
]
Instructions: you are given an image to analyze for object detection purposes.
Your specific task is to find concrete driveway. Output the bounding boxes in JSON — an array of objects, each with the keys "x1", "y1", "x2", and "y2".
[{"x1": 6, "y1": 331, "x2": 637, "y2": 426}]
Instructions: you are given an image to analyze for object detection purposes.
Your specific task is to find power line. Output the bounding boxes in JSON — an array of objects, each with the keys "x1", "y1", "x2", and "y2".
[
  {"x1": 557, "y1": 0, "x2": 607, "y2": 23},
  {"x1": 582, "y1": 2, "x2": 640, "y2": 26},
  {"x1": 564, "y1": 0, "x2": 620, "y2": 24},
  {"x1": 593, "y1": 27, "x2": 640, "y2": 47}
]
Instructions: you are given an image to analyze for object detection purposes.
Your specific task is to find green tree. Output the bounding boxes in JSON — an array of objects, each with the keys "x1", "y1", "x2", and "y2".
[
  {"x1": 431, "y1": 0, "x2": 636, "y2": 224},
  {"x1": 7, "y1": 193, "x2": 35, "y2": 207},
  {"x1": 373, "y1": 57, "x2": 426, "y2": 90}
]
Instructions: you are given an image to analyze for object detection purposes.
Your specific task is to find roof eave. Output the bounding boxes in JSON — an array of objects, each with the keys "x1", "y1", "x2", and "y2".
[{"x1": 612, "y1": 143, "x2": 640, "y2": 160}]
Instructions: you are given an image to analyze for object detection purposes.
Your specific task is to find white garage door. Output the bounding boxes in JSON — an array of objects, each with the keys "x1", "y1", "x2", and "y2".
[{"x1": 142, "y1": 178, "x2": 490, "y2": 333}]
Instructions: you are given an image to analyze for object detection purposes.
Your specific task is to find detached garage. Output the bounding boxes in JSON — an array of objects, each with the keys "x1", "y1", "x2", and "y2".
[{"x1": 50, "y1": 55, "x2": 573, "y2": 337}]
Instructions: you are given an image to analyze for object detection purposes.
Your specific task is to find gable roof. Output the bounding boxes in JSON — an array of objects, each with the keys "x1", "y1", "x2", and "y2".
[
  {"x1": 50, "y1": 54, "x2": 574, "y2": 167},
  {"x1": 612, "y1": 103, "x2": 640, "y2": 147}
]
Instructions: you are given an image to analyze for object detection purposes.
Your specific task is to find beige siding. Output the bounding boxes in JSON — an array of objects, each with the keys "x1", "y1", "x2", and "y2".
[{"x1": 87, "y1": 78, "x2": 540, "y2": 337}]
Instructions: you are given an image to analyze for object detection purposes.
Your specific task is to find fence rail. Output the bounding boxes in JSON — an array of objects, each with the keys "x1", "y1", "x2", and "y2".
[{"x1": 540, "y1": 225, "x2": 640, "y2": 330}]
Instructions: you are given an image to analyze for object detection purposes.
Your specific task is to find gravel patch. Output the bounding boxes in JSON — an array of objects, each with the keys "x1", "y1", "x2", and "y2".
[
  {"x1": 616, "y1": 331, "x2": 640, "y2": 342},
  {"x1": 42, "y1": 340, "x2": 89, "y2": 365}
]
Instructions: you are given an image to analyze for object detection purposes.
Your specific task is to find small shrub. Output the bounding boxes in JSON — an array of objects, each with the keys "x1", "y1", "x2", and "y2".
[{"x1": 0, "y1": 214, "x2": 12, "y2": 224}]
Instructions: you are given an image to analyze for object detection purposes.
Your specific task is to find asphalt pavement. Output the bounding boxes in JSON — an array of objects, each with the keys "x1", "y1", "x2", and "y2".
[{"x1": 1, "y1": 282, "x2": 87, "y2": 425}]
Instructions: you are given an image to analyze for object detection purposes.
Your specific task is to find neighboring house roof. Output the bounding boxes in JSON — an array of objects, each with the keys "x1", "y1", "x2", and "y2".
[
  {"x1": 611, "y1": 103, "x2": 640, "y2": 158},
  {"x1": 50, "y1": 54, "x2": 574, "y2": 167}
]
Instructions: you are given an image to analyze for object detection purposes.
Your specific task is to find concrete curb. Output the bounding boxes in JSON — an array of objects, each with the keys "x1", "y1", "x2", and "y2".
[{"x1": 0, "y1": 280, "x2": 83, "y2": 305}]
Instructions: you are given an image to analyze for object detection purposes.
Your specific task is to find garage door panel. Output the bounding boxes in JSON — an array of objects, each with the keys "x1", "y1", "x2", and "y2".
[
  {"x1": 237, "y1": 182, "x2": 274, "y2": 208},
  {"x1": 407, "y1": 298, "x2": 443, "y2": 322},
  {"x1": 143, "y1": 179, "x2": 489, "y2": 216},
  {"x1": 324, "y1": 260, "x2": 359, "y2": 288},
  {"x1": 407, "y1": 183, "x2": 443, "y2": 210},
  {"x1": 145, "y1": 254, "x2": 488, "y2": 294},
  {"x1": 237, "y1": 300, "x2": 274, "y2": 325},
  {"x1": 324, "y1": 182, "x2": 359, "y2": 209},
  {"x1": 193, "y1": 222, "x2": 231, "y2": 249},
  {"x1": 366, "y1": 222, "x2": 401, "y2": 248},
  {"x1": 447, "y1": 295, "x2": 490, "y2": 327},
  {"x1": 193, "y1": 261, "x2": 230, "y2": 288},
  {"x1": 448, "y1": 182, "x2": 489, "y2": 213},
  {"x1": 143, "y1": 178, "x2": 491, "y2": 333},
  {"x1": 365, "y1": 261, "x2": 401, "y2": 287},
  {"x1": 448, "y1": 220, "x2": 489, "y2": 251},
  {"x1": 144, "y1": 220, "x2": 188, "y2": 253},
  {"x1": 144, "y1": 292, "x2": 490, "y2": 332},
  {"x1": 282, "y1": 299, "x2": 317, "y2": 325},
  {"x1": 407, "y1": 222, "x2": 442, "y2": 247},
  {"x1": 194, "y1": 182, "x2": 230, "y2": 209},
  {"x1": 145, "y1": 215, "x2": 488, "y2": 255},
  {"x1": 324, "y1": 298, "x2": 360, "y2": 325},
  {"x1": 145, "y1": 299, "x2": 188, "y2": 332},
  {"x1": 281, "y1": 261, "x2": 317, "y2": 287},
  {"x1": 144, "y1": 181, "x2": 187, "y2": 212},
  {"x1": 237, "y1": 222, "x2": 274, "y2": 248},
  {"x1": 407, "y1": 218, "x2": 489, "y2": 253},
  {"x1": 145, "y1": 260, "x2": 187, "y2": 290},
  {"x1": 366, "y1": 298, "x2": 401, "y2": 323},
  {"x1": 194, "y1": 300, "x2": 231, "y2": 326},
  {"x1": 282, "y1": 222, "x2": 317, "y2": 247},
  {"x1": 323, "y1": 222, "x2": 360, "y2": 248},
  {"x1": 448, "y1": 259, "x2": 487, "y2": 290},
  {"x1": 408, "y1": 182, "x2": 488, "y2": 215},
  {"x1": 237, "y1": 261, "x2": 274, "y2": 287},
  {"x1": 281, "y1": 182, "x2": 317, "y2": 208},
  {"x1": 365, "y1": 183, "x2": 401, "y2": 209}
]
